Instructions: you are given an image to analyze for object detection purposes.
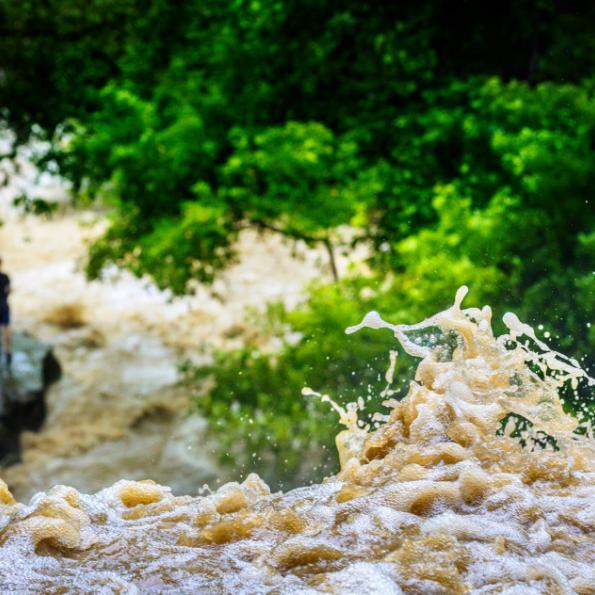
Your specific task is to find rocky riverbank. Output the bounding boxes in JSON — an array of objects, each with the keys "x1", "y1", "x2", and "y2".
[{"x1": 0, "y1": 333, "x2": 61, "y2": 465}]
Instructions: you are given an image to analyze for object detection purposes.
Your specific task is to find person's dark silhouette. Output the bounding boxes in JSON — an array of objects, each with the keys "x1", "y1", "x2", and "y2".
[{"x1": 0, "y1": 257, "x2": 12, "y2": 368}]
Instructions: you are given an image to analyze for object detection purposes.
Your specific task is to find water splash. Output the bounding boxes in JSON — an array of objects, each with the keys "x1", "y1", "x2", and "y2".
[{"x1": 0, "y1": 287, "x2": 593, "y2": 593}]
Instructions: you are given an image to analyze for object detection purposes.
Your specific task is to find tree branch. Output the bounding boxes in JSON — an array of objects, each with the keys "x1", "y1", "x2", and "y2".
[
  {"x1": 251, "y1": 219, "x2": 340, "y2": 282},
  {"x1": 323, "y1": 238, "x2": 339, "y2": 282}
]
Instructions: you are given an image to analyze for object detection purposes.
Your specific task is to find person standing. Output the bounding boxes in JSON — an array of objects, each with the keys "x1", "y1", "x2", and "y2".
[{"x1": 0, "y1": 257, "x2": 12, "y2": 368}]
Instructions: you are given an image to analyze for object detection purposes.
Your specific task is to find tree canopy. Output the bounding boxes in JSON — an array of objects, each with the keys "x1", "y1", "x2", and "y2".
[{"x1": 1, "y1": 0, "x2": 593, "y2": 485}]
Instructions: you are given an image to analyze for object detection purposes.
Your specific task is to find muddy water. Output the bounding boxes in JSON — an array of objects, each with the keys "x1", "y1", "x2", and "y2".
[
  {"x1": 0, "y1": 289, "x2": 592, "y2": 593},
  {"x1": 0, "y1": 161, "x2": 343, "y2": 499}
]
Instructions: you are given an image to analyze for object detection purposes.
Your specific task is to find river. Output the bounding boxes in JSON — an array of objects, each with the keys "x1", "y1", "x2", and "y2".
[
  {"x1": 0, "y1": 287, "x2": 593, "y2": 593},
  {"x1": 0, "y1": 150, "x2": 342, "y2": 500}
]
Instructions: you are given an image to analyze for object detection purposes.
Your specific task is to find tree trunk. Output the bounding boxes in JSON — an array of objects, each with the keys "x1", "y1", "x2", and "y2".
[{"x1": 323, "y1": 238, "x2": 339, "y2": 282}]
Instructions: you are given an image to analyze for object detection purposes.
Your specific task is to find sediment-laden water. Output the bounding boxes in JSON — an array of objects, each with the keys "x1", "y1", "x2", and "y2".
[
  {"x1": 0, "y1": 288, "x2": 593, "y2": 593},
  {"x1": 0, "y1": 195, "x2": 337, "y2": 499}
]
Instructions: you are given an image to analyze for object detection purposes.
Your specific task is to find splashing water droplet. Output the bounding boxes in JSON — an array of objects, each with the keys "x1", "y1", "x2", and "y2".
[
  {"x1": 345, "y1": 310, "x2": 390, "y2": 334},
  {"x1": 1, "y1": 286, "x2": 594, "y2": 592}
]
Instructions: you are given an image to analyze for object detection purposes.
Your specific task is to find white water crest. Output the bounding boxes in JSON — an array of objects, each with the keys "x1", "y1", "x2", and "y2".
[{"x1": 1, "y1": 288, "x2": 593, "y2": 593}]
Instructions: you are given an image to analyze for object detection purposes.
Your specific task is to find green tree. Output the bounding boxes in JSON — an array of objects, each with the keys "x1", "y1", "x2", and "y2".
[{"x1": 1, "y1": 1, "x2": 593, "y2": 484}]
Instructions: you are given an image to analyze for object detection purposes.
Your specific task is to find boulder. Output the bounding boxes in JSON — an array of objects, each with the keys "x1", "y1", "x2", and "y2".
[{"x1": 0, "y1": 332, "x2": 61, "y2": 464}]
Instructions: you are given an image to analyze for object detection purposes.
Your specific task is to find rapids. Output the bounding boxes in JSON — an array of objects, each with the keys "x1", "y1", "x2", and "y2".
[
  {"x1": 0, "y1": 156, "x2": 347, "y2": 498},
  {"x1": 0, "y1": 289, "x2": 593, "y2": 593}
]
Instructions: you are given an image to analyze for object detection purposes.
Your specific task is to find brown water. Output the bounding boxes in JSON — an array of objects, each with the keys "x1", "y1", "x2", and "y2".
[
  {"x1": 0, "y1": 289, "x2": 593, "y2": 593},
  {"x1": 0, "y1": 201, "x2": 345, "y2": 499}
]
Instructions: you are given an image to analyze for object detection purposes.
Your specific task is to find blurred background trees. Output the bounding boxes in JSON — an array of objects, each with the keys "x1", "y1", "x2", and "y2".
[{"x1": 1, "y1": 0, "x2": 593, "y2": 486}]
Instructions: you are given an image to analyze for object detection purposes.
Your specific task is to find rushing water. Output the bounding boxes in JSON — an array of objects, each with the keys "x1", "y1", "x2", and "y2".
[
  {"x1": 0, "y1": 193, "x2": 336, "y2": 499},
  {"x1": 0, "y1": 288, "x2": 593, "y2": 593}
]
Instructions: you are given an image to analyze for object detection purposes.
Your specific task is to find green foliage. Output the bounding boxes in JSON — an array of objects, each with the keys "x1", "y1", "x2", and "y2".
[
  {"x1": 87, "y1": 202, "x2": 236, "y2": 293},
  {"x1": 186, "y1": 283, "x2": 403, "y2": 488},
  {"x1": 2, "y1": 1, "x2": 594, "y2": 483},
  {"x1": 0, "y1": 0, "x2": 140, "y2": 143},
  {"x1": 188, "y1": 76, "x2": 595, "y2": 483},
  {"x1": 4, "y1": 0, "x2": 594, "y2": 286},
  {"x1": 218, "y1": 123, "x2": 361, "y2": 239}
]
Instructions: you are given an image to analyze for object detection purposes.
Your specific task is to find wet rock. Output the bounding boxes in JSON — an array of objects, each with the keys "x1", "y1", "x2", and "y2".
[{"x1": 0, "y1": 333, "x2": 61, "y2": 464}]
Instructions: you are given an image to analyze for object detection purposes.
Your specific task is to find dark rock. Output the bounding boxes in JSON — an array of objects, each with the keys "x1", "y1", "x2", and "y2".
[{"x1": 0, "y1": 332, "x2": 61, "y2": 465}]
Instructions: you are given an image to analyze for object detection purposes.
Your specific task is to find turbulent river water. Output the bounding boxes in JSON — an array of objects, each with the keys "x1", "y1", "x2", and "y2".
[
  {"x1": 0, "y1": 153, "x2": 342, "y2": 500},
  {"x1": 0, "y1": 288, "x2": 593, "y2": 593}
]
